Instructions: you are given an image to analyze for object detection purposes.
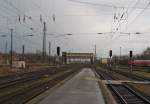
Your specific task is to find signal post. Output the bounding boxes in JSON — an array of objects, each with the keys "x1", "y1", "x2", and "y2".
[
  {"x1": 56, "y1": 46, "x2": 61, "y2": 66},
  {"x1": 129, "y1": 50, "x2": 133, "y2": 72},
  {"x1": 109, "y1": 50, "x2": 112, "y2": 71}
]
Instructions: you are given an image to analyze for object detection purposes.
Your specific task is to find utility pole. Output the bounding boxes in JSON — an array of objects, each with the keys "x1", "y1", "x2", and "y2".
[
  {"x1": 43, "y1": 21, "x2": 46, "y2": 61},
  {"x1": 120, "y1": 47, "x2": 122, "y2": 60},
  {"x1": 22, "y1": 45, "x2": 25, "y2": 61},
  {"x1": 109, "y1": 50, "x2": 112, "y2": 71},
  {"x1": 5, "y1": 41, "x2": 8, "y2": 54},
  {"x1": 49, "y1": 42, "x2": 51, "y2": 65},
  {"x1": 129, "y1": 50, "x2": 133, "y2": 72},
  {"x1": 119, "y1": 46, "x2": 122, "y2": 65},
  {"x1": 10, "y1": 28, "x2": 13, "y2": 68},
  {"x1": 5, "y1": 41, "x2": 8, "y2": 65},
  {"x1": 94, "y1": 44, "x2": 97, "y2": 62}
]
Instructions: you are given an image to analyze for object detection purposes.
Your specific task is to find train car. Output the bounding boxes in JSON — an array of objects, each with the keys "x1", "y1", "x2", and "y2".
[{"x1": 128, "y1": 60, "x2": 150, "y2": 67}]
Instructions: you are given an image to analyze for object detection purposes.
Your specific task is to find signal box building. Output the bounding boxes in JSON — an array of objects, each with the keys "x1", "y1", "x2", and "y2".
[{"x1": 62, "y1": 52, "x2": 94, "y2": 64}]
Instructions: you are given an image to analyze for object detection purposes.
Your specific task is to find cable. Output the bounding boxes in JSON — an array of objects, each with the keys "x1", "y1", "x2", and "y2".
[
  {"x1": 30, "y1": 0, "x2": 51, "y2": 23},
  {"x1": 113, "y1": 0, "x2": 141, "y2": 31},
  {"x1": 128, "y1": 0, "x2": 141, "y2": 15},
  {"x1": 0, "y1": 6, "x2": 40, "y2": 34},
  {"x1": 128, "y1": 1, "x2": 150, "y2": 26},
  {"x1": 68, "y1": 0, "x2": 150, "y2": 10},
  {"x1": 13, "y1": 33, "x2": 42, "y2": 49},
  {"x1": 114, "y1": 0, "x2": 150, "y2": 33},
  {"x1": 3, "y1": 0, "x2": 42, "y2": 28}
]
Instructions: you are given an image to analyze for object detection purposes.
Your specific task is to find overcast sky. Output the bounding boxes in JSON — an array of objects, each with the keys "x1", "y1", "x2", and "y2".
[{"x1": 0, "y1": 0, "x2": 150, "y2": 57}]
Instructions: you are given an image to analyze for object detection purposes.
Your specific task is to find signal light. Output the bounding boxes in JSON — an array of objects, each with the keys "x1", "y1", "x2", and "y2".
[
  {"x1": 109, "y1": 50, "x2": 112, "y2": 57},
  {"x1": 130, "y1": 50, "x2": 133, "y2": 58},
  {"x1": 57, "y1": 46, "x2": 60, "y2": 56}
]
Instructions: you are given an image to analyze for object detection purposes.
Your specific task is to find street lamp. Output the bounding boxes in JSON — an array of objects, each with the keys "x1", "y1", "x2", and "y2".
[
  {"x1": 135, "y1": 32, "x2": 141, "y2": 34},
  {"x1": 22, "y1": 34, "x2": 34, "y2": 61},
  {"x1": 10, "y1": 33, "x2": 33, "y2": 68},
  {"x1": 120, "y1": 32, "x2": 142, "y2": 35},
  {"x1": 10, "y1": 28, "x2": 13, "y2": 68},
  {"x1": 0, "y1": 35, "x2": 7, "y2": 37},
  {"x1": 24, "y1": 34, "x2": 34, "y2": 37},
  {"x1": 97, "y1": 33, "x2": 103, "y2": 34},
  {"x1": 65, "y1": 33, "x2": 73, "y2": 36},
  {"x1": 1, "y1": 32, "x2": 34, "y2": 68}
]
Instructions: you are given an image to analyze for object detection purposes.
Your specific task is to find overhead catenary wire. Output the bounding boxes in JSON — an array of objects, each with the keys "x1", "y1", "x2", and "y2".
[
  {"x1": 128, "y1": 1, "x2": 150, "y2": 26},
  {"x1": 114, "y1": 0, "x2": 141, "y2": 32},
  {"x1": 0, "y1": 0, "x2": 49, "y2": 41},
  {"x1": 68, "y1": 0, "x2": 150, "y2": 34},
  {"x1": 3, "y1": 0, "x2": 42, "y2": 28},
  {"x1": 0, "y1": 4, "x2": 40, "y2": 34},
  {"x1": 114, "y1": 0, "x2": 150, "y2": 33},
  {"x1": 1, "y1": 0, "x2": 65, "y2": 39},
  {"x1": 0, "y1": 0, "x2": 149, "y2": 53},
  {"x1": 68, "y1": 0, "x2": 150, "y2": 10},
  {"x1": 30, "y1": 0, "x2": 52, "y2": 23},
  {"x1": 68, "y1": 0, "x2": 139, "y2": 34}
]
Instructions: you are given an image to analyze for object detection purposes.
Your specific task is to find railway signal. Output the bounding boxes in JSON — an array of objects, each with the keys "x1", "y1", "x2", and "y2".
[
  {"x1": 109, "y1": 50, "x2": 112, "y2": 57},
  {"x1": 109, "y1": 50, "x2": 112, "y2": 71},
  {"x1": 130, "y1": 50, "x2": 133, "y2": 58},
  {"x1": 57, "y1": 46, "x2": 60, "y2": 56},
  {"x1": 129, "y1": 50, "x2": 133, "y2": 72}
]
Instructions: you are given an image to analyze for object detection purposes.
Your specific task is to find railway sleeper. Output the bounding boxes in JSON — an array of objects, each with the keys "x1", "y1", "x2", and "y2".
[{"x1": 108, "y1": 84, "x2": 150, "y2": 104}]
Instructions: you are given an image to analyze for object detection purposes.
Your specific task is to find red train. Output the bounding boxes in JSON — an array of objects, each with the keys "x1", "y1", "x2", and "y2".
[{"x1": 128, "y1": 60, "x2": 150, "y2": 67}]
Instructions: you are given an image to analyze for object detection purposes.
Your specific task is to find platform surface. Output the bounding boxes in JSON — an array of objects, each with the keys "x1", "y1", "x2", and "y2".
[{"x1": 38, "y1": 68, "x2": 105, "y2": 104}]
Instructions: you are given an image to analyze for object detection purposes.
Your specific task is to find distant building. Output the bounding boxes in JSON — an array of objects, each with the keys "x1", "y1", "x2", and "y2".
[
  {"x1": 101, "y1": 58, "x2": 108, "y2": 64},
  {"x1": 0, "y1": 54, "x2": 3, "y2": 64},
  {"x1": 62, "y1": 52, "x2": 94, "y2": 64},
  {"x1": 143, "y1": 47, "x2": 150, "y2": 55},
  {"x1": 12, "y1": 61, "x2": 26, "y2": 69},
  {"x1": 0, "y1": 53, "x2": 5, "y2": 64}
]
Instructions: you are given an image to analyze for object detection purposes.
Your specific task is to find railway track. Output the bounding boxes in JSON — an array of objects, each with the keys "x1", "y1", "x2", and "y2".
[
  {"x1": 0, "y1": 68, "x2": 80, "y2": 104},
  {"x1": 113, "y1": 70, "x2": 149, "y2": 81},
  {"x1": 97, "y1": 66, "x2": 149, "y2": 81},
  {"x1": 95, "y1": 68, "x2": 115, "y2": 80},
  {"x1": 0, "y1": 69, "x2": 57, "y2": 89},
  {"x1": 95, "y1": 68, "x2": 150, "y2": 104},
  {"x1": 0, "y1": 65, "x2": 82, "y2": 104},
  {"x1": 0, "y1": 65, "x2": 72, "y2": 90},
  {"x1": 108, "y1": 84, "x2": 150, "y2": 104}
]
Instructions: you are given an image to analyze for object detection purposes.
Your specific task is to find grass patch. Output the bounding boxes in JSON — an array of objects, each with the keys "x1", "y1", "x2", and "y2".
[{"x1": 133, "y1": 71, "x2": 150, "y2": 79}]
